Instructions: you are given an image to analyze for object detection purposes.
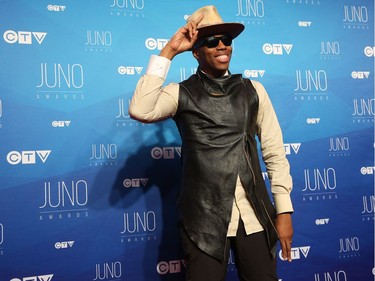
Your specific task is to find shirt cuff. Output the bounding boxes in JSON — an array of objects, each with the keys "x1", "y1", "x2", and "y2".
[
  {"x1": 274, "y1": 194, "x2": 294, "y2": 215},
  {"x1": 146, "y1": 55, "x2": 171, "y2": 79}
]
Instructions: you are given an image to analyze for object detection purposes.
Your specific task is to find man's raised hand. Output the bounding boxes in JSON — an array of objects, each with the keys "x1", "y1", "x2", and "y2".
[{"x1": 160, "y1": 15, "x2": 204, "y2": 60}]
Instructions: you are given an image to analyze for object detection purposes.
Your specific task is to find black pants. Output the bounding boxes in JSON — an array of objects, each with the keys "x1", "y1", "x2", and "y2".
[{"x1": 180, "y1": 219, "x2": 278, "y2": 281}]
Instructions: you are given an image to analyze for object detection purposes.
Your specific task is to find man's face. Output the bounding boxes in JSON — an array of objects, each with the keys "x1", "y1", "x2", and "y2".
[{"x1": 193, "y1": 34, "x2": 233, "y2": 78}]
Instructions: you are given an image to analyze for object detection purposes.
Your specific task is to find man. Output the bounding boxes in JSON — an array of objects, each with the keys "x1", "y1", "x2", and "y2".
[{"x1": 129, "y1": 5, "x2": 293, "y2": 281}]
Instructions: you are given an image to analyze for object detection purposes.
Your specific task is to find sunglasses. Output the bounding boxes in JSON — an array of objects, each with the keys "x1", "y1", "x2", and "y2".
[{"x1": 195, "y1": 35, "x2": 233, "y2": 49}]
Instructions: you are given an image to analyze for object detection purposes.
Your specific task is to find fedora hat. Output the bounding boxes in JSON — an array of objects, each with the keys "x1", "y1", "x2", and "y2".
[{"x1": 187, "y1": 5, "x2": 245, "y2": 39}]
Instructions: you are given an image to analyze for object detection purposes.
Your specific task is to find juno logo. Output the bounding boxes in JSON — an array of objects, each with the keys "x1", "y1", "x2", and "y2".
[
  {"x1": 0, "y1": 223, "x2": 3, "y2": 245},
  {"x1": 3, "y1": 30, "x2": 47, "y2": 44}
]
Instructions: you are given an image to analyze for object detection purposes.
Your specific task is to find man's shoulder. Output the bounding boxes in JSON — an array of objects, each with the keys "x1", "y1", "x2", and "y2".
[{"x1": 180, "y1": 73, "x2": 198, "y2": 85}]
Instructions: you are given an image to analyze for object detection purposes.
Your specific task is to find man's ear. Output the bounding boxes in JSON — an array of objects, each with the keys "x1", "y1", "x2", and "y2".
[{"x1": 192, "y1": 49, "x2": 199, "y2": 60}]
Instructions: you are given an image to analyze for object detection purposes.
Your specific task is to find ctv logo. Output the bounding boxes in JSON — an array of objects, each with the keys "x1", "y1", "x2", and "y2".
[
  {"x1": 244, "y1": 69, "x2": 265, "y2": 78},
  {"x1": 145, "y1": 38, "x2": 168, "y2": 50},
  {"x1": 361, "y1": 166, "x2": 375, "y2": 175},
  {"x1": 364, "y1": 46, "x2": 375, "y2": 57},
  {"x1": 307, "y1": 118, "x2": 320, "y2": 124},
  {"x1": 55, "y1": 241, "x2": 74, "y2": 249},
  {"x1": 351, "y1": 71, "x2": 370, "y2": 79},
  {"x1": 298, "y1": 21, "x2": 312, "y2": 27},
  {"x1": 7, "y1": 150, "x2": 51, "y2": 165},
  {"x1": 3, "y1": 30, "x2": 47, "y2": 44},
  {"x1": 157, "y1": 259, "x2": 186, "y2": 275},
  {"x1": 47, "y1": 4, "x2": 66, "y2": 11},
  {"x1": 284, "y1": 143, "x2": 301, "y2": 155},
  {"x1": 263, "y1": 43, "x2": 293, "y2": 55},
  {"x1": 123, "y1": 178, "x2": 149, "y2": 188},
  {"x1": 151, "y1": 147, "x2": 181, "y2": 159},
  {"x1": 315, "y1": 218, "x2": 330, "y2": 225},
  {"x1": 52, "y1": 121, "x2": 71, "y2": 127},
  {"x1": 279, "y1": 246, "x2": 310, "y2": 261},
  {"x1": 118, "y1": 66, "x2": 143, "y2": 75},
  {"x1": 10, "y1": 274, "x2": 53, "y2": 281}
]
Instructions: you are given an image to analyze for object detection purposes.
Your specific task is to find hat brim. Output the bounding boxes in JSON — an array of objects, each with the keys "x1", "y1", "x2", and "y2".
[{"x1": 197, "y1": 23, "x2": 245, "y2": 39}]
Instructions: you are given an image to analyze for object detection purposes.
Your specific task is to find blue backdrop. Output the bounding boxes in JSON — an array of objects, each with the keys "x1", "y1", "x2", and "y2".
[{"x1": 0, "y1": 1, "x2": 374, "y2": 281}]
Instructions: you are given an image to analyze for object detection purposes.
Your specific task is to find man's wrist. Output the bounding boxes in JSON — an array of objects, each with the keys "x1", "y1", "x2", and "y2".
[
  {"x1": 159, "y1": 43, "x2": 178, "y2": 60},
  {"x1": 146, "y1": 55, "x2": 171, "y2": 79}
]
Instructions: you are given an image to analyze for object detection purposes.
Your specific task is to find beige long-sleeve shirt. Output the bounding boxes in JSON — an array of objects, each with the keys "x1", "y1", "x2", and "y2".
[{"x1": 130, "y1": 55, "x2": 293, "y2": 237}]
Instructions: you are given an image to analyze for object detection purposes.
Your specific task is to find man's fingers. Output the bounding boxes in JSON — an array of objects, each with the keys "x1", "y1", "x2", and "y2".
[
  {"x1": 192, "y1": 14, "x2": 204, "y2": 26},
  {"x1": 188, "y1": 15, "x2": 203, "y2": 38},
  {"x1": 282, "y1": 240, "x2": 292, "y2": 262}
]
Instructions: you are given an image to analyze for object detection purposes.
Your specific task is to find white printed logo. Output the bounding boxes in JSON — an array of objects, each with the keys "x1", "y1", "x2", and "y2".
[
  {"x1": 284, "y1": 143, "x2": 301, "y2": 155},
  {"x1": 279, "y1": 246, "x2": 310, "y2": 261},
  {"x1": 307, "y1": 118, "x2": 320, "y2": 124},
  {"x1": 298, "y1": 21, "x2": 312, "y2": 27},
  {"x1": 151, "y1": 147, "x2": 181, "y2": 159},
  {"x1": 263, "y1": 43, "x2": 293, "y2": 55},
  {"x1": 52, "y1": 121, "x2": 71, "y2": 127},
  {"x1": 361, "y1": 167, "x2": 375, "y2": 175},
  {"x1": 55, "y1": 241, "x2": 74, "y2": 249},
  {"x1": 123, "y1": 178, "x2": 149, "y2": 188},
  {"x1": 157, "y1": 260, "x2": 186, "y2": 275},
  {"x1": 315, "y1": 218, "x2": 330, "y2": 225},
  {"x1": 10, "y1": 274, "x2": 53, "y2": 281},
  {"x1": 351, "y1": 71, "x2": 370, "y2": 79},
  {"x1": 244, "y1": 70, "x2": 265, "y2": 78},
  {"x1": 0, "y1": 223, "x2": 3, "y2": 245},
  {"x1": 47, "y1": 4, "x2": 66, "y2": 11},
  {"x1": 3, "y1": 30, "x2": 47, "y2": 44},
  {"x1": 364, "y1": 46, "x2": 375, "y2": 57},
  {"x1": 145, "y1": 38, "x2": 168, "y2": 50},
  {"x1": 118, "y1": 66, "x2": 143, "y2": 75},
  {"x1": 7, "y1": 150, "x2": 51, "y2": 165}
]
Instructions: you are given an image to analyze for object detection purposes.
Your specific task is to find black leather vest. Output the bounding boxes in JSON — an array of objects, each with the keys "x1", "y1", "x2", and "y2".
[{"x1": 173, "y1": 70, "x2": 278, "y2": 261}]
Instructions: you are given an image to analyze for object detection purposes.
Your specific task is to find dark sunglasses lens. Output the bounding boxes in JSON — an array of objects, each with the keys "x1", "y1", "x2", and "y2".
[
  {"x1": 221, "y1": 36, "x2": 232, "y2": 46},
  {"x1": 204, "y1": 36, "x2": 232, "y2": 48},
  {"x1": 205, "y1": 37, "x2": 220, "y2": 48}
]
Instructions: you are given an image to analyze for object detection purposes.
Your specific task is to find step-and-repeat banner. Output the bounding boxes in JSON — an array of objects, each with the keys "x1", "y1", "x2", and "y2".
[{"x1": 0, "y1": 1, "x2": 374, "y2": 281}]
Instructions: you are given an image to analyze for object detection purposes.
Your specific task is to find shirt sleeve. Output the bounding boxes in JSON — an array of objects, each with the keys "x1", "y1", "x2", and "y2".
[
  {"x1": 253, "y1": 80, "x2": 294, "y2": 215},
  {"x1": 129, "y1": 55, "x2": 179, "y2": 123}
]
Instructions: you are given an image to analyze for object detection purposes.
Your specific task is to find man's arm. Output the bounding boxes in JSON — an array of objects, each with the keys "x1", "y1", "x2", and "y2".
[
  {"x1": 129, "y1": 56, "x2": 179, "y2": 123},
  {"x1": 253, "y1": 80, "x2": 294, "y2": 262},
  {"x1": 129, "y1": 16, "x2": 204, "y2": 123}
]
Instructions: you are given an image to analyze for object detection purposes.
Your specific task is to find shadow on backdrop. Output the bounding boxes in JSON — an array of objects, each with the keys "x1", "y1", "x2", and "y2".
[{"x1": 92, "y1": 121, "x2": 185, "y2": 280}]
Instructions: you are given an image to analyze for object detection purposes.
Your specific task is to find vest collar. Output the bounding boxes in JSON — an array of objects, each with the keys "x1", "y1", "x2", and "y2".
[{"x1": 197, "y1": 68, "x2": 243, "y2": 96}]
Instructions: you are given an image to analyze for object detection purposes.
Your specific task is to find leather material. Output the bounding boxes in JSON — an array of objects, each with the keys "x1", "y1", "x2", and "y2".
[{"x1": 174, "y1": 70, "x2": 278, "y2": 261}]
